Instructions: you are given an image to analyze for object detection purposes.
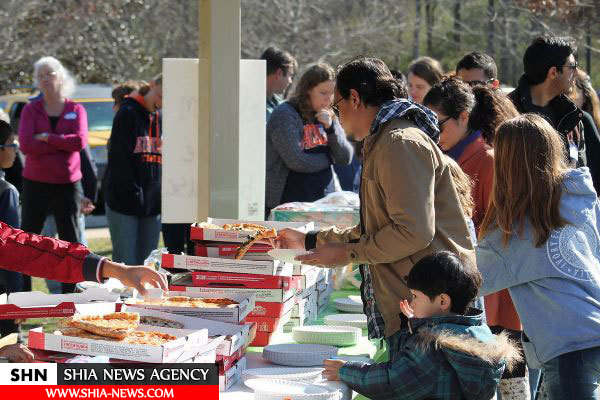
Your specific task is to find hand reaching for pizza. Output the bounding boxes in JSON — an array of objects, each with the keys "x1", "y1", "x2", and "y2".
[
  {"x1": 272, "y1": 228, "x2": 306, "y2": 250},
  {"x1": 101, "y1": 260, "x2": 168, "y2": 295}
]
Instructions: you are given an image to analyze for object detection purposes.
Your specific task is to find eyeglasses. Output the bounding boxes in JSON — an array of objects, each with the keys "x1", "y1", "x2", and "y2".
[
  {"x1": 437, "y1": 116, "x2": 451, "y2": 131},
  {"x1": 558, "y1": 62, "x2": 578, "y2": 72},
  {"x1": 0, "y1": 143, "x2": 18, "y2": 149},
  {"x1": 466, "y1": 78, "x2": 495, "y2": 87},
  {"x1": 331, "y1": 98, "x2": 343, "y2": 117},
  {"x1": 39, "y1": 71, "x2": 58, "y2": 81}
]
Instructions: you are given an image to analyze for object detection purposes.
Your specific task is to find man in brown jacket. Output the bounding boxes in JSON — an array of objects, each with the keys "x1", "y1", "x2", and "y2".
[{"x1": 279, "y1": 57, "x2": 473, "y2": 339}]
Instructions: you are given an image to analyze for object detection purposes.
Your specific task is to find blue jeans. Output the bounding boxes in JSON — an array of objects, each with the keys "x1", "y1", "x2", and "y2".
[
  {"x1": 542, "y1": 346, "x2": 600, "y2": 399},
  {"x1": 106, "y1": 205, "x2": 161, "y2": 265}
]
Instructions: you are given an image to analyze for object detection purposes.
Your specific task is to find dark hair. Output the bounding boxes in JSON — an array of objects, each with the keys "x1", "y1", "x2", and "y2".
[
  {"x1": 336, "y1": 57, "x2": 407, "y2": 106},
  {"x1": 424, "y1": 76, "x2": 518, "y2": 144},
  {"x1": 260, "y1": 46, "x2": 297, "y2": 76},
  {"x1": 407, "y1": 251, "x2": 481, "y2": 314},
  {"x1": 389, "y1": 69, "x2": 408, "y2": 96},
  {"x1": 112, "y1": 80, "x2": 144, "y2": 108},
  {"x1": 407, "y1": 56, "x2": 444, "y2": 86},
  {"x1": 523, "y1": 35, "x2": 577, "y2": 85},
  {"x1": 289, "y1": 63, "x2": 335, "y2": 121},
  {"x1": 455, "y1": 52, "x2": 497, "y2": 80},
  {"x1": 0, "y1": 120, "x2": 13, "y2": 145}
]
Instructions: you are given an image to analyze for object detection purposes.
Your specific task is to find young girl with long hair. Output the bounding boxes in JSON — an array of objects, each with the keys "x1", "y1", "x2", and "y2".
[{"x1": 478, "y1": 114, "x2": 600, "y2": 399}]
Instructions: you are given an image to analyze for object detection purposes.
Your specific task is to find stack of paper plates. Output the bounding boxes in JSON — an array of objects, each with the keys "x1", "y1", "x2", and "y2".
[
  {"x1": 324, "y1": 313, "x2": 367, "y2": 329},
  {"x1": 242, "y1": 367, "x2": 323, "y2": 385},
  {"x1": 245, "y1": 379, "x2": 342, "y2": 400},
  {"x1": 333, "y1": 297, "x2": 364, "y2": 313},
  {"x1": 292, "y1": 325, "x2": 362, "y2": 347},
  {"x1": 263, "y1": 343, "x2": 338, "y2": 366}
]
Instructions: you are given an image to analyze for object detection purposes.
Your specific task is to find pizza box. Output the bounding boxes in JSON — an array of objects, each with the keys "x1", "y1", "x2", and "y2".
[
  {"x1": 245, "y1": 310, "x2": 292, "y2": 333},
  {"x1": 220, "y1": 356, "x2": 247, "y2": 392},
  {"x1": 249, "y1": 296, "x2": 295, "y2": 318},
  {"x1": 249, "y1": 328, "x2": 289, "y2": 347},
  {"x1": 187, "y1": 271, "x2": 292, "y2": 290},
  {"x1": 0, "y1": 289, "x2": 120, "y2": 320},
  {"x1": 291, "y1": 267, "x2": 322, "y2": 293},
  {"x1": 194, "y1": 243, "x2": 273, "y2": 261},
  {"x1": 162, "y1": 253, "x2": 293, "y2": 276},
  {"x1": 216, "y1": 346, "x2": 245, "y2": 374},
  {"x1": 191, "y1": 218, "x2": 314, "y2": 243},
  {"x1": 292, "y1": 294, "x2": 318, "y2": 318},
  {"x1": 27, "y1": 323, "x2": 211, "y2": 363},
  {"x1": 293, "y1": 264, "x2": 317, "y2": 275},
  {"x1": 284, "y1": 311, "x2": 314, "y2": 333},
  {"x1": 169, "y1": 284, "x2": 295, "y2": 304},
  {"x1": 125, "y1": 290, "x2": 256, "y2": 324},
  {"x1": 297, "y1": 284, "x2": 319, "y2": 301},
  {"x1": 121, "y1": 306, "x2": 249, "y2": 357}
]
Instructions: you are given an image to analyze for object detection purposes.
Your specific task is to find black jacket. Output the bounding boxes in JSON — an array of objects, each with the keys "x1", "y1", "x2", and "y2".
[
  {"x1": 80, "y1": 146, "x2": 98, "y2": 203},
  {"x1": 104, "y1": 96, "x2": 162, "y2": 217},
  {"x1": 581, "y1": 111, "x2": 600, "y2": 195},
  {"x1": 510, "y1": 75, "x2": 586, "y2": 168}
]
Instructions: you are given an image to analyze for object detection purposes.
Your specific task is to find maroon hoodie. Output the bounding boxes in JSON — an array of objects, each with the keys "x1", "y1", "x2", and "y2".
[{"x1": 19, "y1": 98, "x2": 88, "y2": 184}]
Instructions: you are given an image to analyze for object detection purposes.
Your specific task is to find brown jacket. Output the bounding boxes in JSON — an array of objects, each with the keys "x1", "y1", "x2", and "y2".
[{"x1": 316, "y1": 118, "x2": 474, "y2": 337}]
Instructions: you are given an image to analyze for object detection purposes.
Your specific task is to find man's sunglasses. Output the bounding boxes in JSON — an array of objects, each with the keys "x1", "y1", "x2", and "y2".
[
  {"x1": 558, "y1": 62, "x2": 578, "y2": 71},
  {"x1": 466, "y1": 78, "x2": 495, "y2": 87},
  {"x1": 331, "y1": 98, "x2": 343, "y2": 117}
]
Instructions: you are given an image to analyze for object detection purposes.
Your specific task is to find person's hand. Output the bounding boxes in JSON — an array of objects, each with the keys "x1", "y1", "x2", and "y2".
[
  {"x1": 34, "y1": 133, "x2": 49, "y2": 142},
  {"x1": 81, "y1": 197, "x2": 95, "y2": 215},
  {"x1": 271, "y1": 228, "x2": 306, "y2": 250},
  {"x1": 323, "y1": 359, "x2": 346, "y2": 381},
  {"x1": 295, "y1": 242, "x2": 349, "y2": 267},
  {"x1": 0, "y1": 343, "x2": 34, "y2": 363},
  {"x1": 399, "y1": 299, "x2": 414, "y2": 318},
  {"x1": 316, "y1": 109, "x2": 334, "y2": 129},
  {"x1": 101, "y1": 261, "x2": 168, "y2": 296}
]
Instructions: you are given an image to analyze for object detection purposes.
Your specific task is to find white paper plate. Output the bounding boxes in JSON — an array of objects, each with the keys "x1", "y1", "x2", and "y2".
[
  {"x1": 245, "y1": 379, "x2": 342, "y2": 400},
  {"x1": 292, "y1": 325, "x2": 362, "y2": 347},
  {"x1": 324, "y1": 313, "x2": 367, "y2": 329},
  {"x1": 333, "y1": 297, "x2": 364, "y2": 313},
  {"x1": 268, "y1": 249, "x2": 311, "y2": 265},
  {"x1": 242, "y1": 367, "x2": 323, "y2": 385},
  {"x1": 263, "y1": 343, "x2": 338, "y2": 366}
]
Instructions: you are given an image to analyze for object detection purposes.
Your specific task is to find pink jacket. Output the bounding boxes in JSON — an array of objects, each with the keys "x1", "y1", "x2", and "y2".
[{"x1": 19, "y1": 99, "x2": 88, "y2": 184}]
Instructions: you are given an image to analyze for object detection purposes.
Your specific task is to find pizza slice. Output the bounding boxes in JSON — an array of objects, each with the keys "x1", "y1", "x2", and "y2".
[
  {"x1": 67, "y1": 312, "x2": 140, "y2": 340},
  {"x1": 123, "y1": 331, "x2": 178, "y2": 346},
  {"x1": 235, "y1": 228, "x2": 277, "y2": 260},
  {"x1": 58, "y1": 327, "x2": 119, "y2": 341}
]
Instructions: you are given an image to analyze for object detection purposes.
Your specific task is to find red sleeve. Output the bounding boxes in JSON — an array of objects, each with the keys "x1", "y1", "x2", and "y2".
[
  {"x1": 46, "y1": 103, "x2": 88, "y2": 152},
  {"x1": 0, "y1": 222, "x2": 91, "y2": 283}
]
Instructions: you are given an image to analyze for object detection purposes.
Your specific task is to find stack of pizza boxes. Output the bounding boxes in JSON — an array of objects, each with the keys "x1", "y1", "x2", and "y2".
[{"x1": 160, "y1": 218, "x2": 319, "y2": 388}]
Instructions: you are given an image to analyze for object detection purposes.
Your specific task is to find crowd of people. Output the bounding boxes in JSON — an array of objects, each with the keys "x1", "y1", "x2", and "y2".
[
  {"x1": 266, "y1": 36, "x2": 600, "y2": 400},
  {"x1": 0, "y1": 34, "x2": 597, "y2": 399}
]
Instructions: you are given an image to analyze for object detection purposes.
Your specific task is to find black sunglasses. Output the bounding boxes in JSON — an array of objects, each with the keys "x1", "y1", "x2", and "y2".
[
  {"x1": 466, "y1": 78, "x2": 495, "y2": 87},
  {"x1": 558, "y1": 62, "x2": 578, "y2": 71},
  {"x1": 331, "y1": 98, "x2": 343, "y2": 117},
  {"x1": 0, "y1": 143, "x2": 18, "y2": 149},
  {"x1": 437, "y1": 116, "x2": 451, "y2": 131}
]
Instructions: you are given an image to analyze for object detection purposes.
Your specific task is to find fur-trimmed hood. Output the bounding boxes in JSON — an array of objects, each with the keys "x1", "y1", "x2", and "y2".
[{"x1": 397, "y1": 309, "x2": 522, "y2": 400}]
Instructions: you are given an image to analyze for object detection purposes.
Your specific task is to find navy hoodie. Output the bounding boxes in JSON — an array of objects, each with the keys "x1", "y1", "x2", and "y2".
[{"x1": 105, "y1": 95, "x2": 162, "y2": 217}]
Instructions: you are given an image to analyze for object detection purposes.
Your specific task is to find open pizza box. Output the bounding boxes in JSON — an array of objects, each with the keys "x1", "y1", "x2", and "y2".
[
  {"x1": 27, "y1": 312, "x2": 214, "y2": 363},
  {"x1": 125, "y1": 289, "x2": 256, "y2": 324},
  {"x1": 178, "y1": 270, "x2": 293, "y2": 290},
  {"x1": 190, "y1": 218, "x2": 314, "y2": 243},
  {"x1": 0, "y1": 288, "x2": 120, "y2": 320},
  {"x1": 220, "y1": 356, "x2": 247, "y2": 392},
  {"x1": 122, "y1": 306, "x2": 250, "y2": 357},
  {"x1": 162, "y1": 253, "x2": 293, "y2": 276}
]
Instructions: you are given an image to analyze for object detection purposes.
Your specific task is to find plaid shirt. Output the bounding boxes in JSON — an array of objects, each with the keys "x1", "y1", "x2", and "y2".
[
  {"x1": 360, "y1": 99, "x2": 439, "y2": 339},
  {"x1": 338, "y1": 311, "x2": 506, "y2": 400}
]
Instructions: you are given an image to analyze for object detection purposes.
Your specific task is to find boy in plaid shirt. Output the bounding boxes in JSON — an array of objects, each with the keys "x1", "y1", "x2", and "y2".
[{"x1": 323, "y1": 251, "x2": 520, "y2": 400}]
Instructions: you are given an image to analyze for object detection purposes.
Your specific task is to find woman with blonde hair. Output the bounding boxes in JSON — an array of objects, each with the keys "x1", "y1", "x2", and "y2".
[
  {"x1": 477, "y1": 113, "x2": 600, "y2": 399},
  {"x1": 266, "y1": 63, "x2": 353, "y2": 214}
]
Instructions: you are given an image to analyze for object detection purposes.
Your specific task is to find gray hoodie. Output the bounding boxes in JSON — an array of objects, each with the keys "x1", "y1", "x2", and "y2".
[{"x1": 477, "y1": 168, "x2": 600, "y2": 368}]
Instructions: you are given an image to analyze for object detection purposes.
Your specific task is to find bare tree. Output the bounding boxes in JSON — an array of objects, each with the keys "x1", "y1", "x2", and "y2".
[{"x1": 413, "y1": 0, "x2": 422, "y2": 59}]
